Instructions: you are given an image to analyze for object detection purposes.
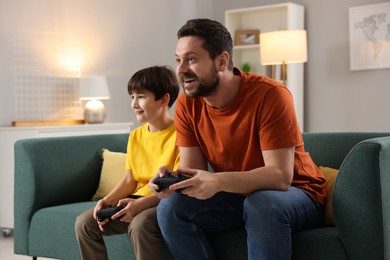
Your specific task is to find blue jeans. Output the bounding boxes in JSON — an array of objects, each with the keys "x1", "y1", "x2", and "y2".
[{"x1": 157, "y1": 187, "x2": 324, "y2": 260}]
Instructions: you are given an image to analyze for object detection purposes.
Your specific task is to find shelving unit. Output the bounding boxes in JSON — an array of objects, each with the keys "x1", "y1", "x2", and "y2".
[{"x1": 225, "y1": 3, "x2": 305, "y2": 129}]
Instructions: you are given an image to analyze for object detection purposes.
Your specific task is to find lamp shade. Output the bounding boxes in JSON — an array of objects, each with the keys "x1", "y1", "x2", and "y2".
[
  {"x1": 79, "y1": 76, "x2": 111, "y2": 100},
  {"x1": 260, "y1": 30, "x2": 307, "y2": 65}
]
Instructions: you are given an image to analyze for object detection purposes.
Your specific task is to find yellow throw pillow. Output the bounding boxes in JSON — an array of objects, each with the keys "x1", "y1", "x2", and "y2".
[
  {"x1": 92, "y1": 149, "x2": 126, "y2": 201},
  {"x1": 319, "y1": 166, "x2": 339, "y2": 226}
]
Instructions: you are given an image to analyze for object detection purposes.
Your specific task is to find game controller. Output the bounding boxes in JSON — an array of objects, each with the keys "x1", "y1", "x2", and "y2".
[
  {"x1": 153, "y1": 172, "x2": 189, "y2": 192},
  {"x1": 96, "y1": 206, "x2": 124, "y2": 222}
]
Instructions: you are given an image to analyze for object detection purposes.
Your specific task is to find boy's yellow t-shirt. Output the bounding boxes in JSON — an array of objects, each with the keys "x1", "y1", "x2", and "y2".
[{"x1": 126, "y1": 123, "x2": 180, "y2": 196}]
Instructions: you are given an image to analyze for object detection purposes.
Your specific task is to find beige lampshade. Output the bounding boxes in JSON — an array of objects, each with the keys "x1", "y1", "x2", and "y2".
[
  {"x1": 79, "y1": 76, "x2": 111, "y2": 100},
  {"x1": 260, "y1": 30, "x2": 308, "y2": 65}
]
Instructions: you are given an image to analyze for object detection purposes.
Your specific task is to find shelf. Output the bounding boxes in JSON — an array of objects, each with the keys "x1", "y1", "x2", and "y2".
[
  {"x1": 233, "y1": 44, "x2": 259, "y2": 50},
  {"x1": 225, "y1": 2, "x2": 305, "y2": 130}
]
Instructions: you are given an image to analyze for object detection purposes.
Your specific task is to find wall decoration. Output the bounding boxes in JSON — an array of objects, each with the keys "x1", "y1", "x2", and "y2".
[
  {"x1": 13, "y1": 31, "x2": 83, "y2": 122},
  {"x1": 349, "y1": 2, "x2": 390, "y2": 71},
  {"x1": 234, "y1": 29, "x2": 260, "y2": 45}
]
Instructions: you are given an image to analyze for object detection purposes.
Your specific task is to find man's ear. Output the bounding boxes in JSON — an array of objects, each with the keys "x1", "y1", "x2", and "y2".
[{"x1": 216, "y1": 51, "x2": 230, "y2": 71}]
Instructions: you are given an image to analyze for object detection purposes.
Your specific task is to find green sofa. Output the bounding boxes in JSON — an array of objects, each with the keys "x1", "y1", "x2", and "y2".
[{"x1": 14, "y1": 132, "x2": 390, "y2": 259}]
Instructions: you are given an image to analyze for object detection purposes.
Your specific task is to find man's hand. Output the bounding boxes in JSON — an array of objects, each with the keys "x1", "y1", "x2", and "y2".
[
  {"x1": 148, "y1": 166, "x2": 175, "y2": 198},
  {"x1": 171, "y1": 168, "x2": 219, "y2": 200}
]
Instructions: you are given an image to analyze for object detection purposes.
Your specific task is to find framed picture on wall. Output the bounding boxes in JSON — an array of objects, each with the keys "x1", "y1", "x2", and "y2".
[
  {"x1": 349, "y1": 2, "x2": 390, "y2": 71},
  {"x1": 234, "y1": 30, "x2": 260, "y2": 46}
]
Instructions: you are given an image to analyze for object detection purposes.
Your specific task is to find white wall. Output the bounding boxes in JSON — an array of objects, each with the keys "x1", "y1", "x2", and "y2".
[
  {"x1": 0, "y1": 0, "x2": 213, "y2": 127},
  {"x1": 213, "y1": 0, "x2": 390, "y2": 132},
  {"x1": 1, "y1": 0, "x2": 390, "y2": 132}
]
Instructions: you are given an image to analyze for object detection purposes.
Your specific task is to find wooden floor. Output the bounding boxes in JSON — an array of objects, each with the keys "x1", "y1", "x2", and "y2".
[{"x1": 0, "y1": 234, "x2": 55, "y2": 260}]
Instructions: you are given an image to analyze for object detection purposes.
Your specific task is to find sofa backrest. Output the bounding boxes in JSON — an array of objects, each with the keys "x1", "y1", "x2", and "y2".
[
  {"x1": 14, "y1": 133, "x2": 129, "y2": 209},
  {"x1": 302, "y1": 132, "x2": 390, "y2": 169},
  {"x1": 15, "y1": 132, "x2": 390, "y2": 214}
]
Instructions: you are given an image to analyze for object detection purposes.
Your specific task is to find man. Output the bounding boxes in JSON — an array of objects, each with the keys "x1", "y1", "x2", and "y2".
[{"x1": 150, "y1": 18, "x2": 326, "y2": 260}]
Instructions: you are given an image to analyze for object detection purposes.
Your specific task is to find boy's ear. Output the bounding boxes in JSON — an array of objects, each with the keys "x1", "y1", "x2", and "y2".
[{"x1": 161, "y1": 93, "x2": 170, "y2": 106}]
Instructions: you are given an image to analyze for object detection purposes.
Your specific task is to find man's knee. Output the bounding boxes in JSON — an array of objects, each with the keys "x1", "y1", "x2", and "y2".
[
  {"x1": 243, "y1": 190, "x2": 290, "y2": 224},
  {"x1": 245, "y1": 190, "x2": 275, "y2": 209}
]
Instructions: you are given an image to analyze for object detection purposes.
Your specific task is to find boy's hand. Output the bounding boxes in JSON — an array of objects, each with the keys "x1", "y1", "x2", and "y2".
[
  {"x1": 111, "y1": 197, "x2": 140, "y2": 223},
  {"x1": 93, "y1": 199, "x2": 111, "y2": 232}
]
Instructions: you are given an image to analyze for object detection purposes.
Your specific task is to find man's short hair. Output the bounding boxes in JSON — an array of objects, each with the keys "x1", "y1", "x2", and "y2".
[{"x1": 177, "y1": 18, "x2": 234, "y2": 70}]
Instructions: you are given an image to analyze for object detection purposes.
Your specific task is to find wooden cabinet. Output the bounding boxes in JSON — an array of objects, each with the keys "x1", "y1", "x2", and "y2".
[
  {"x1": 0, "y1": 122, "x2": 133, "y2": 232},
  {"x1": 225, "y1": 3, "x2": 305, "y2": 129}
]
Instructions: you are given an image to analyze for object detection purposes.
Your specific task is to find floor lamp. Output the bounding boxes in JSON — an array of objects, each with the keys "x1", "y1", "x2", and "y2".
[{"x1": 259, "y1": 30, "x2": 308, "y2": 86}]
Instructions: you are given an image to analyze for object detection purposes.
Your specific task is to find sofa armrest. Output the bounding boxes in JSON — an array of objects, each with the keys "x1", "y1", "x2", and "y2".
[
  {"x1": 333, "y1": 136, "x2": 390, "y2": 259},
  {"x1": 14, "y1": 133, "x2": 128, "y2": 254}
]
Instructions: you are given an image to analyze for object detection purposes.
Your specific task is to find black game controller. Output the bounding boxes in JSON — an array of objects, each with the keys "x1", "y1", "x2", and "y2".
[
  {"x1": 96, "y1": 206, "x2": 124, "y2": 222},
  {"x1": 153, "y1": 172, "x2": 189, "y2": 192}
]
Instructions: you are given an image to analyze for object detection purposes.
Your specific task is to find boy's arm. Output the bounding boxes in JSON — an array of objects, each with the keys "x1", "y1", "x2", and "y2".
[{"x1": 102, "y1": 170, "x2": 138, "y2": 206}]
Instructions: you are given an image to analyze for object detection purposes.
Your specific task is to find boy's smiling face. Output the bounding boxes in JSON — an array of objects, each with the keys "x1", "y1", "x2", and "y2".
[{"x1": 130, "y1": 89, "x2": 165, "y2": 125}]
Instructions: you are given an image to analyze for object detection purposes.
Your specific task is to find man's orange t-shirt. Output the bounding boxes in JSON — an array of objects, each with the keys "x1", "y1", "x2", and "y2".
[{"x1": 174, "y1": 68, "x2": 326, "y2": 205}]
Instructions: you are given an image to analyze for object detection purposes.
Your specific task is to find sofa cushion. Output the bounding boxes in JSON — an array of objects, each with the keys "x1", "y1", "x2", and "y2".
[
  {"x1": 29, "y1": 202, "x2": 96, "y2": 259},
  {"x1": 319, "y1": 166, "x2": 338, "y2": 226},
  {"x1": 292, "y1": 227, "x2": 347, "y2": 259},
  {"x1": 92, "y1": 149, "x2": 126, "y2": 200},
  {"x1": 207, "y1": 229, "x2": 248, "y2": 259},
  {"x1": 28, "y1": 201, "x2": 137, "y2": 260}
]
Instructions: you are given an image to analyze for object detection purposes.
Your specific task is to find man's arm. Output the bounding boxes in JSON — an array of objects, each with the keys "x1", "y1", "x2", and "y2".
[
  {"x1": 172, "y1": 147, "x2": 295, "y2": 199},
  {"x1": 215, "y1": 147, "x2": 295, "y2": 193},
  {"x1": 179, "y1": 146, "x2": 208, "y2": 170}
]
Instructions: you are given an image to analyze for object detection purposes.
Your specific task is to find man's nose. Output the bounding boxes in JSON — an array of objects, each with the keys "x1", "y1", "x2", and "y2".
[{"x1": 176, "y1": 61, "x2": 189, "y2": 75}]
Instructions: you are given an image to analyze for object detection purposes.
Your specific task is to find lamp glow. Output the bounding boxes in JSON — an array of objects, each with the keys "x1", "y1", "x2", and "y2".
[
  {"x1": 59, "y1": 49, "x2": 82, "y2": 77},
  {"x1": 260, "y1": 30, "x2": 307, "y2": 85},
  {"x1": 79, "y1": 76, "x2": 110, "y2": 124}
]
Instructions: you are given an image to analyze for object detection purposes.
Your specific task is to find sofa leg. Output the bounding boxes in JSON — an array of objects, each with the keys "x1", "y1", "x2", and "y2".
[{"x1": 33, "y1": 257, "x2": 37, "y2": 260}]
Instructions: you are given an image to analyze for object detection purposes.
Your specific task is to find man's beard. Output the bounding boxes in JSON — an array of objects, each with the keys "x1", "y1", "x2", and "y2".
[{"x1": 181, "y1": 69, "x2": 220, "y2": 98}]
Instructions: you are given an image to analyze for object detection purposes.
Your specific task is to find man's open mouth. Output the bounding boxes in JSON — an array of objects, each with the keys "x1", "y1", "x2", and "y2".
[{"x1": 183, "y1": 78, "x2": 196, "y2": 84}]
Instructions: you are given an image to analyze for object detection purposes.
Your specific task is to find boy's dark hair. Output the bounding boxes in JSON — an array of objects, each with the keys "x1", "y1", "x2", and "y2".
[
  {"x1": 177, "y1": 18, "x2": 233, "y2": 70},
  {"x1": 127, "y1": 66, "x2": 180, "y2": 108}
]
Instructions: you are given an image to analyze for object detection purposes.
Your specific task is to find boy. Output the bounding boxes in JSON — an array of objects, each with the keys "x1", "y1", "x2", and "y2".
[{"x1": 75, "y1": 65, "x2": 180, "y2": 260}]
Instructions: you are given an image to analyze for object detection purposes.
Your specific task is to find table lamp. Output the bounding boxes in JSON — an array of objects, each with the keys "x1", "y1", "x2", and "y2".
[
  {"x1": 79, "y1": 76, "x2": 111, "y2": 124},
  {"x1": 260, "y1": 30, "x2": 307, "y2": 85}
]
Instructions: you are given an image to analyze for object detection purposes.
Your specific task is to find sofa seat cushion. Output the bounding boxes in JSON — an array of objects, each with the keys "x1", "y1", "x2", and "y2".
[
  {"x1": 207, "y1": 229, "x2": 248, "y2": 259},
  {"x1": 27, "y1": 204, "x2": 347, "y2": 260},
  {"x1": 28, "y1": 201, "x2": 135, "y2": 260},
  {"x1": 29, "y1": 201, "x2": 96, "y2": 259},
  {"x1": 292, "y1": 227, "x2": 348, "y2": 260},
  {"x1": 28, "y1": 202, "x2": 96, "y2": 259}
]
